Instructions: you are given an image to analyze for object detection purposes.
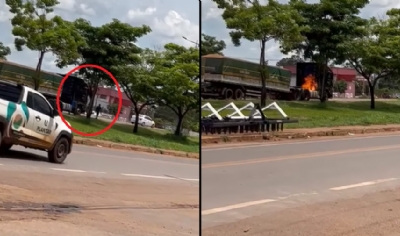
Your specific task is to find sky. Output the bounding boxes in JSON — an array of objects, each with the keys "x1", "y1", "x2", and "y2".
[
  {"x1": 202, "y1": 0, "x2": 400, "y2": 66},
  {"x1": 0, "y1": 0, "x2": 200, "y2": 73}
]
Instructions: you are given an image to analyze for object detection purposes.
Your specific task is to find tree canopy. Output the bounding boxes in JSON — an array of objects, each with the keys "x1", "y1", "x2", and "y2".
[
  {"x1": 276, "y1": 55, "x2": 304, "y2": 67},
  {"x1": 154, "y1": 43, "x2": 199, "y2": 136},
  {"x1": 0, "y1": 42, "x2": 11, "y2": 60},
  {"x1": 114, "y1": 48, "x2": 160, "y2": 133},
  {"x1": 282, "y1": 0, "x2": 369, "y2": 101},
  {"x1": 212, "y1": 0, "x2": 304, "y2": 106},
  {"x1": 71, "y1": 18, "x2": 151, "y2": 119},
  {"x1": 6, "y1": 0, "x2": 85, "y2": 90},
  {"x1": 201, "y1": 34, "x2": 226, "y2": 56},
  {"x1": 341, "y1": 9, "x2": 400, "y2": 109}
]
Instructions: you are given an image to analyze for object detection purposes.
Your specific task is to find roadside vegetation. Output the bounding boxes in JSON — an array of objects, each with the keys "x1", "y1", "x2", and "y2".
[
  {"x1": 202, "y1": 100, "x2": 400, "y2": 129},
  {"x1": 65, "y1": 115, "x2": 199, "y2": 153}
]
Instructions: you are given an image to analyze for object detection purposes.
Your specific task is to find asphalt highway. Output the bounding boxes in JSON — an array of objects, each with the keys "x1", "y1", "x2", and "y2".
[
  {"x1": 202, "y1": 132, "x2": 400, "y2": 230},
  {"x1": 0, "y1": 143, "x2": 199, "y2": 235},
  {"x1": 1, "y1": 144, "x2": 199, "y2": 181}
]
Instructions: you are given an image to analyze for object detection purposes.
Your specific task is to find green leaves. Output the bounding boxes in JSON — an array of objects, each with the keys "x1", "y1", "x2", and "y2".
[
  {"x1": 214, "y1": 0, "x2": 303, "y2": 47},
  {"x1": 201, "y1": 34, "x2": 226, "y2": 56},
  {"x1": 0, "y1": 42, "x2": 11, "y2": 60},
  {"x1": 152, "y1": 43, "x2": 199, "y2": 135},
  {"x1": 286, "y1": 0, "x2": 369, "y2": 64},
  {"x1": 6, "y1": 0, "x2": 85, "y2": 90}
]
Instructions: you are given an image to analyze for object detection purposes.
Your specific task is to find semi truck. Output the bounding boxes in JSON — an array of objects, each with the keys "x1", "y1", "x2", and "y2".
[
  {"x1": 201, "y1": 54, "x2": 333, "y2": 101},
  {"x1": 0, "y1": 60, "x2": 88, "y2": 113}
]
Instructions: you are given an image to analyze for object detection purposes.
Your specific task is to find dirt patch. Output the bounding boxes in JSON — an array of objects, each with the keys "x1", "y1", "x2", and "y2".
[
  {"x1": 73, "y1": 137, "x2": 199, "y2": 159},
  {"x1": 203, "y1": 188, "x2": 400, "y2": 236},
  {"x1": 0, "y1": 170, "x2": 199, "y2": 236},
  {"x1": 202, "y1": 124, "x2": 400, "y2": 145}
]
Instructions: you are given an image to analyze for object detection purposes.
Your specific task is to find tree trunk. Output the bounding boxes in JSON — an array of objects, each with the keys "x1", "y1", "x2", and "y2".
[
  {"x1": 34, "y1": 51, "x2": 45, "y2": 91},
  {"x1": 369, "y1": 84, "x2": 375, "y2": 109},
  {"x1": 260, "y1": 39, "x2": 267, "y2": 107},
  {"x1": 86, "y1": 95, "x2": 95, "y2": 119},
  {"x1": 174, "y1": 114, "x2": 184, "y2": 136},
  {"x1": 133, "y1": 106, "x2": 140, "y2": 133},
  {"x1": 319, "y1": 58, "x2": 328, "y2": 103}
]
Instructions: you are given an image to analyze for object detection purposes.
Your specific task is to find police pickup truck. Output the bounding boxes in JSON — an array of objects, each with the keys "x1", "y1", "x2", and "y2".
[{"x1": 0, "y1": 81, "x2": 73, "y2": 164}]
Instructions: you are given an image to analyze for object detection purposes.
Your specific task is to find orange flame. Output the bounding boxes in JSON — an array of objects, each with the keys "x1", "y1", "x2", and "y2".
[{"x1": 302, "y1": 74, "x2": 318, "y2": 91}]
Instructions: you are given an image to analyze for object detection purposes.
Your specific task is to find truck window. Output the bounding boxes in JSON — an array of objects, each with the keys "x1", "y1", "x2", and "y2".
[
  {"x1": 27, "y1": 92, "x2": 52, "y2": 116},
  {"x1": 0, "y1": 82, "x2": 22, "y2": 103}
]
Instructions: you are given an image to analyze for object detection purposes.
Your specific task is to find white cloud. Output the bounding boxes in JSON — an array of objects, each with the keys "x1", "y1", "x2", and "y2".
[
  {"x1": 127, "y1": 8, "x2": 157, "y2": 19},
  {"x1": 202, "y1": 0, "x2": 400, "y2": 65},
  {"x1": 56, "y1": 0, "x2": 76, "y2": 11},
  {"x1": 79, "y1": 4, "x2": 96, "y2": 16},
  {"x1": 0, "y1": 0, "x2": 199, "y2": 72}
]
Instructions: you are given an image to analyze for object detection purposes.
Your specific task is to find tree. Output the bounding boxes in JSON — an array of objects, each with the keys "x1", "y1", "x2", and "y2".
[
  {"x1": 283, "y1": 0, "x2": 369, "y2": 102},
  {"x1": 334, "y1": 80, "x2": 347, "y2": 95},
  {"x1": 155, "y1": 43, "x2": 199, "y2": 136},
  {"x1": 6, "y1": 0, "x2": 85, "y2": 90},
  {"x1": 212, "y1": 0, "x2": 304, "y2": 107},
  {"x1": 115, "y1": 48, "x2": 159, "y2": 133},
  {"x1": 0, "y1": 42, "x2": 11, "y2": 60},
  {"x1": 201, "y1": 34, "x2": 226, "y2": 56},
  {"x1": 72, "y1": 18, "x2": 151, "y2": 119},
  {"x1": 276, "y1": 55, "x2": 304, "y2": 67},
  {"x1": 342, "y1": 10, "x2": 400, "y2": 109}
]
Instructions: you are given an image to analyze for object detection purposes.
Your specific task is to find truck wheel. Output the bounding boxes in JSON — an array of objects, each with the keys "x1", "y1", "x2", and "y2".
[
  {"x1": 225, "y1": 89, "x2": 233, "y2": 100},
  {"x1": 48, "y1": 137, "x2": 69, "y2": 164},
  {"x1": 234, "y1": 89, "x2": 244, "y2": 100},
  {"x1": 304, "y1": 90, "x2": 311, "y2": 101}
]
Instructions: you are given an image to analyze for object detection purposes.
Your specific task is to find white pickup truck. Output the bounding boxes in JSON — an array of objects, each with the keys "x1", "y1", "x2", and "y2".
[{"x1": 0, "y1": 81, "x2": 73, "y2": 163}]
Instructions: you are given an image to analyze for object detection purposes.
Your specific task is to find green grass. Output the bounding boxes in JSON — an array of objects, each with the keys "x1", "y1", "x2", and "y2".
[
  {"x1": 202, "y1": 99, "x2": 400, "y2": 129},
  {"x1": 64, "y1": 115, "x2": 199, "y2": 153}
]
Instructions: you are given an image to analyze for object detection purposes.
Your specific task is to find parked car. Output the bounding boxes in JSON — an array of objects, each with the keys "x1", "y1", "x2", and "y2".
[{"x1": 131, "y1": 115, "x2": 155, "y2": 128}]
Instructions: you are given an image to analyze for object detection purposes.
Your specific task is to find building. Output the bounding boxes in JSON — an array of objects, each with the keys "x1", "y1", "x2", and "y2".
[
  {"x1": 283, "y1": 65, "x2": 357, "y2": 98},
  {"x1": 93, "y1": 87, "x2": 133, "y2": 122}
]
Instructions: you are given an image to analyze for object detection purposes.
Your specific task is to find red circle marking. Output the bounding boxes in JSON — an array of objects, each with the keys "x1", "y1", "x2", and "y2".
[{"x1": 56, "y1": 64, "x2": 122, "y2": 137}]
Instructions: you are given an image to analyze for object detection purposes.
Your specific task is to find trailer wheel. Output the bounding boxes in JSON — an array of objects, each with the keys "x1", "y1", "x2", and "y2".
[
  {"x1": 234, "y1": 89, "x2": 244, "y2": 100},
  {"x1": 295, "y1": 90, "x2": 303, "y2": 101},
  {"x1": 225, "y1": 89, "x2": 233, "y2": 100},
  {"x1": 304, "y1": 90, "x2": 311, "y2": 101}
]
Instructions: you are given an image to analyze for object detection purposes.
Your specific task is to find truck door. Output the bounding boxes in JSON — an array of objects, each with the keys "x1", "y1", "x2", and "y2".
[{"x1": 26, "y1": 92, "x2": 55, "y2": 149}]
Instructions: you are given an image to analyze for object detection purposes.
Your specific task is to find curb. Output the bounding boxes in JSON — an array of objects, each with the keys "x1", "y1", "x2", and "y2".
[
  {"x1": 201, "y1": 126, "x2": 400, "y2": 144},
  {"x1": 72, "y1": 137, "x2": 199, "y2": 159}
]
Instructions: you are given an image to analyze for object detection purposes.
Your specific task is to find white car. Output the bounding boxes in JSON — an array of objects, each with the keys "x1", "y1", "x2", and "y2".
[{"x1": 131, "y1": 115, "x2": 155, "y2": 128}]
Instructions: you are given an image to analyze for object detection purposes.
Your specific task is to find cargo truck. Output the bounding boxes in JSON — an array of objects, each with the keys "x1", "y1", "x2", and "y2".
[
  {"x1": 0, "y1": 60, "x2": 88, "y2": 113},
  {"x1": 201, "y1": 54, "x2": 333, "y2": 101}
]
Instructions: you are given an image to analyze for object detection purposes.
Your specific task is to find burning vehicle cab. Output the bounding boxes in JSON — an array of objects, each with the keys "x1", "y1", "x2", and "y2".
[{"x1": 295, "y1": 62, "x2": 334, "y2": 101}]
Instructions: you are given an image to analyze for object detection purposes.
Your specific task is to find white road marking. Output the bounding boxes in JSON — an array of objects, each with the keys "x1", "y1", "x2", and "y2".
[
  {"x1": 51, "y1": 168, "x2": 86, "y2": 173},
  {"x1": 329, "y1": 178, "x2": 398, "y2": 191},
  {"x1": 121, "y1": 173, "x2": 199, "y2": 181},
  {"x1": 122, "y1": 173, "x2": 173, "y2": 179},
  {"x1": 87, "y1": 171, "x2": 107, "y2": 174},
  {"x1": 202, "y1": 199, "x2": 276, "y2": 216}
]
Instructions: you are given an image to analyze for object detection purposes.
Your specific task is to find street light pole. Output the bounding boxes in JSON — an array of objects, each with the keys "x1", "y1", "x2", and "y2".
[{"x1": 182, "y1": 36, "x2": 199, "y2": 48}]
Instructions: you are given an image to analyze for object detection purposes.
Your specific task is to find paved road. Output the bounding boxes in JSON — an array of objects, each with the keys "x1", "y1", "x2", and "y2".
[
  {"x1": 0, "y1": 144, "x2": 199, "y2": 235},
  {"x1": 3, "y1": 144, "x2": 199, "y2": 181},
  {"x1": 202, "y1": 132, "x2": 400, "y2": 234}
]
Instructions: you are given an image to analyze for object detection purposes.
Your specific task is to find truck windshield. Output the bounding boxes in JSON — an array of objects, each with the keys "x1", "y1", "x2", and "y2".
[{"x1": 0, "y1": 82, "x2": 22, "y2": 103}]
